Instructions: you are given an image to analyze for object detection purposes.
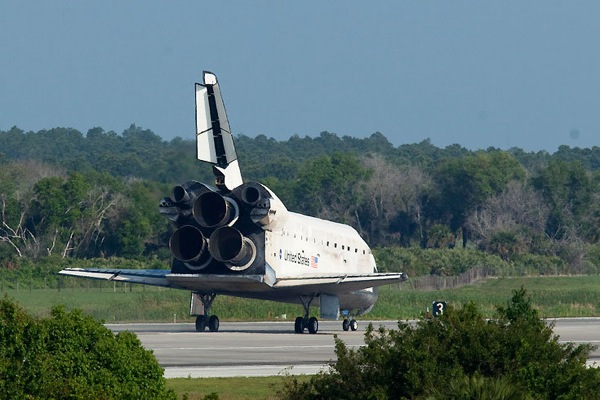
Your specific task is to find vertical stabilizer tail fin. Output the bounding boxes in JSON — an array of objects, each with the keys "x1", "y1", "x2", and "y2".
[{"x1": 196, "y1": 71, "x2": 243, "y2": 190}]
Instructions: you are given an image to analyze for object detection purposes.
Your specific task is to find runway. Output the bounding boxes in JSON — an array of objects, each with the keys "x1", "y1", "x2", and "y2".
[{"x1": 107, "y1": 318, "x2": 600, "y2": 378}]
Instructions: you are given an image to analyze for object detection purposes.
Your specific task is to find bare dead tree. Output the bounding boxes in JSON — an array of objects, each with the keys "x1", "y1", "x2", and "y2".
[
  {"x1": 74, "y1": 188, "x2": 125, "y2": 257},
  {"x1": 0, "y1": 161, "x2": 67, "y2": 258},
  {"x1": 401, "y1": 165, "x2": 432, "y2": 246},
  {"x1": 0, "y1": 195, "x2": 35, "y2": 257},
  {"x1": 61, "y1": 231, "x2": 75, "y2": 259},
  {"x1": 361, "y1": 155, "x2": 403, "y2": 243},
  {"x1": 467, "y1": 181, "x2": 549, "y2": 250},
  {"x1": 360, "y1": 155, "x2": 432, "y2": 245}
]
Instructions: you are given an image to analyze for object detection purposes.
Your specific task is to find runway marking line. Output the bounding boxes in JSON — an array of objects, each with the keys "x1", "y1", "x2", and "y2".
[{"x1": 153, "y1": 345, "x2": 353, "y2": 351}]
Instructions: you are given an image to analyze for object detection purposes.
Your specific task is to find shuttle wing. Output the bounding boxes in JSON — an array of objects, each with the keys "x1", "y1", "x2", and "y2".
[
  {"x1": 59, "y1": 268, "x2": 275, "y2": 293},
  {"x1": 273, "y1": 272, "x2": 408, "y2": 294},
  {"x1": 59, "y1": 268, "x2": 407, "y2": 296},
  {"x1": 59, "y1": 268, "x2": 172, "y2": 287}
]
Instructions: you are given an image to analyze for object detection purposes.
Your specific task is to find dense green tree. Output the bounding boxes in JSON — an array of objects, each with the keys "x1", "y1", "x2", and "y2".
[
  {"x1": 581, "y1": 171, "x2": 600, "y2": 243},
  {"x1": 0, "y1": 126, "x2": 27, "y2": 160},
  {"x1": 0, "y1": 297, "x2": 175, "y2": 399},
  {"x1": 94, "y1": 179, "x2": 168, "y2": 258},
  {"x1": 391, "y1": 139, "x2": 445, "y2": 167},
  {"x1": 292, "y1": 152, "x2": 371, "y2": 224},
  {"x1": 531, "y1": 160, "x2": 593, "y2": 241},
  {"x1": 30, "y1": 173, "x2": 113, "y2": 257},
  {"x1": 158, "y1": 137, "x2": 212, "y2": 184},
  {"x1": 554, "y1": 145, "x2": 600, "y2": 171},
  {"x1": 429, "y1": 152, "x2": 525, "y2": 247},
  {"x1": 32, "y1": 176, "x2": 67, "y2": 230}
]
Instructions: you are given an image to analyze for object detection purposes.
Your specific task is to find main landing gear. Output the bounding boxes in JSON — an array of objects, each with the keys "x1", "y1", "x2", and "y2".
[
  {"x1": 342, "y1": 318, "x2": 359, "y2": 331},
  {"x1": 293, "y1": 295, "x2": 361, "y2": 334},
  {"x1": 294, "y1": 294, "x2": 319, "y2": 334},
  {"x1": 194, "y1": 293, "x2": 220, "y2": 332}
]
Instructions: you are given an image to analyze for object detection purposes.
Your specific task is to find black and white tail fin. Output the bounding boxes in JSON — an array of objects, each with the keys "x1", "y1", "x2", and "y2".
[{"x1": 195, "y1": 71, "x2": 243, "y2": 190}]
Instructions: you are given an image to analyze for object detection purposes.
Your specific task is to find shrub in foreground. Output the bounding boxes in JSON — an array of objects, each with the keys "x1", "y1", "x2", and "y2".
[
  {"x1": 0, "y1": 297, "x2": 175, "y2": 399},
  {"x1": 278, "y1": 288, "x2": 600, "y2": 399}
]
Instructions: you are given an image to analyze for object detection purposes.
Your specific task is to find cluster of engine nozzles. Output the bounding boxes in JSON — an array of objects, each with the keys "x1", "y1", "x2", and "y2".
[{"x1": 167, "y1": 185, "x2": 264, "y2": 272}]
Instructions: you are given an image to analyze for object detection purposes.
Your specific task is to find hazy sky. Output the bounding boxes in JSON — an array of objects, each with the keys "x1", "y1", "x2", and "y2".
[{"x1": 1, "y1": 2, "x2": 599, "y2": 152}]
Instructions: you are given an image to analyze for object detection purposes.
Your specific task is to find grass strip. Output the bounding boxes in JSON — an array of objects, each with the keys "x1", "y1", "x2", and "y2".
[
  {"x1": 3, "y1": 275, "x2": 600, "y2": 322},
  {"x1": 166, "y1": 375, "x2": 310, "y2": 400}
]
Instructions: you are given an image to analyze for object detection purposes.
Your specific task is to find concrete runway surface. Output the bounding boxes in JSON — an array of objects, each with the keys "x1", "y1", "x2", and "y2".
[{"x1": 106, "y1": 319, "x2": 600, "y2": 378}]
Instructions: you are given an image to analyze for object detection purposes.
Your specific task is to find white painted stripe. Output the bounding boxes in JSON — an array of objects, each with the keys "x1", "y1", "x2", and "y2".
[
  {"x1": 164, "y1": 364, "x2": 329, "y2": 378},
  {"x1": 155, "y1": 345, "x2": 335, "y2": 351}
]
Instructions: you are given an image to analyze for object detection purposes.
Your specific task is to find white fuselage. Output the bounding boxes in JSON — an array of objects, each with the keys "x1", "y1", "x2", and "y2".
[{"x1": 265, "y1": 211, "x2": 377, "y2": 278}]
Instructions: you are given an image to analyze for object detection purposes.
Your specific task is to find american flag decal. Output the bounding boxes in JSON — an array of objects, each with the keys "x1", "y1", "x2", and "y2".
[{"x1": 310, "y1": 256, "x2": 319, "y2": 269}]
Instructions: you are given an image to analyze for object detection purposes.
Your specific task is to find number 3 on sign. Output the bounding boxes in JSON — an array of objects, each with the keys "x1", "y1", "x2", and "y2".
[{"x1": 432, "y1": 301, "x2": 446, "y2": 317}]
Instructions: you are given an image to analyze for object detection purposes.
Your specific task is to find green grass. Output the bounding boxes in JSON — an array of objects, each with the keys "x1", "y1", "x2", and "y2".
[
  {"x1": 1, "y1": 284, "x2": 305, "y2": 322},
  {"x1": 3, "y1": 275, "x2": 600, "y2": 323},
  {"x1": 7, "y1": 288, "x2": 193, "y2": 322},
  {"x1": 370, "y1": 275, "x2": 600, "y2": 319},
  {"x1": 166, "y1": 376, "x2": 310, "y2": 400}
]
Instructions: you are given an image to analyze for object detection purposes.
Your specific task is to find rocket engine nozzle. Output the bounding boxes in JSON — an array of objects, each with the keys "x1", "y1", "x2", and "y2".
[
  {"x1": 169, "y1": 225, "x2": 211, "y2": 270},
  {"x1": 235, "y1": 182, "x2": 274, "y2": 226},
  {"x1": 169, "y1": 181, "x2": 212, "y2": 208},
  {"x1": 240, "y1": 183, "x2": 270, "y2": 209},
  {"x1": 172, "y1": 185, "x2": 190, "y2": 203},
  {"x1": 208, "y1": 226, "x2": 255, "y2": 271},
  {"x1": 193, "y1": 191, "x2": 238, "y2": 228},
  {"x1": 241, "y1": 185, "x2": 260, "y2": 206}
]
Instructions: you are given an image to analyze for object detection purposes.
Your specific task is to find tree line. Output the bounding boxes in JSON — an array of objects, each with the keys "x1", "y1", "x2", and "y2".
[{"x1": 1, "y1": 126, "x2": 599, "y2": 275}]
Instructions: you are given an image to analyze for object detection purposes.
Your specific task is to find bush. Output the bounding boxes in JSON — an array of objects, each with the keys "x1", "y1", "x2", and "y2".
[
  {"x1": 0, "y1": 297, "x2": 175, "y2": 399},
  {"x1": 373, "y1": 245, "x2": 594, "y2": 278},
  {"x1": 278, "y1": 288, "x2": 600, "y2": 399},
  {"x1": 511, "y1": 253, "x2": 567, "y2": 276},
  {"x1": 373, "y1": 246, "x2": 505, "y2": 276}
]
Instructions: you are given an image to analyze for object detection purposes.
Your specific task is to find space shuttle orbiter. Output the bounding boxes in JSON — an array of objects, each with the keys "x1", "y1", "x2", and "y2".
[{"x1": 60, "y1": 71, "x2": 407, "y2": 334}]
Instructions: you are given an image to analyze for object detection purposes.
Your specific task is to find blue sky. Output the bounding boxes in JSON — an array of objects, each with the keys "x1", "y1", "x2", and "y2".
[{"x1": 1, "y1": 2, "x2": 599, "y2": 152}]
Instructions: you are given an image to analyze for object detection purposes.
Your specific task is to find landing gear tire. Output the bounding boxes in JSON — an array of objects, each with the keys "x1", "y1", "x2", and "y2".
[
  {"x1": 192, "y1": 292, "x2": 218, "y2": 333},
  {"x1": 195, "y1": 315, "x2": 207, "y2": 332},
  {"x1": 208, "y1": 315, "x2": 220, "y2": 332},
  {"x1": 342, "y1": 318, "x2": 350, "y2": 331},
  {"x1": 350, "y1": 319, "x2": 358, "y2": 331},
  {"x1": 295, "y1": 294, "x2": 320, "y2": 334}
]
